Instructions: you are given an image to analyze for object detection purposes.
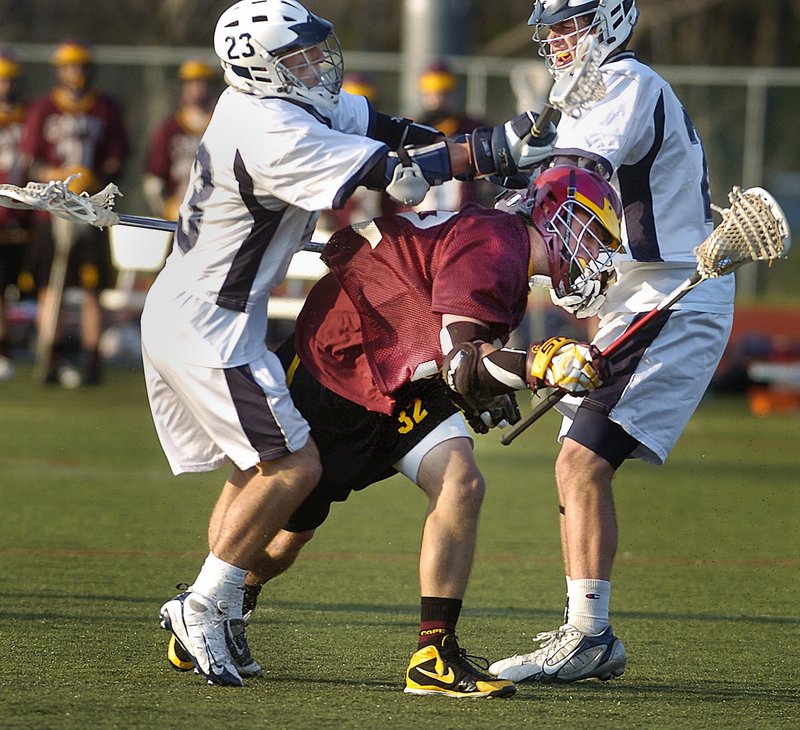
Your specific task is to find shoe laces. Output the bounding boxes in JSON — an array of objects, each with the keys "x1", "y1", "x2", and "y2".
[
  {"x1": 532, "y1": 627, "x2": 566, "y2": 648},
  {"x1": 442, "y1": 636, "x2": 490, "y2": 674}
]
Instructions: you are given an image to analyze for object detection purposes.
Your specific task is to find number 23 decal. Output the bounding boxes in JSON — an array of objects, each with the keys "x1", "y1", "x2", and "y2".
[
  {"x1": 397, "y1": 398, "x2": 429, "y2": 434},
  {"x1": 225, "y1": 33, "x2": 256, "y2": 60}
]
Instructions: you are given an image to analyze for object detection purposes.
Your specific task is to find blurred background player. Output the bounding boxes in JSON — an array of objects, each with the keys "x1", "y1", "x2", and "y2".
[
  {"x1": 143, "y1": 60, "x2": 216, "y2": 221},
  {"x1": 412, "y1": 60, "x2": 495, "y2": 211},
  {"x1": 19, "y1": 40, "x2": 130, "y2": 386},
  {"x1": 0, "y1": 49, "x2": 30, "y2": 381}
]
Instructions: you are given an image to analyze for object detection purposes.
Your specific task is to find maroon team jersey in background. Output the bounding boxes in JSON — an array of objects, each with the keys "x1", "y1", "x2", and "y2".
[
  {"x1": 145, "y1": 112, "x2": 207, "y2": 202},
  {"x1": 0, "y1": 102, "x2": 28, "y2": 229},
  {"x1": 295, "y1": 205, "x2": 532, "y2": 413},
  {"x1": 19, "y1": 91, "x2": 129, "y2": 182}
]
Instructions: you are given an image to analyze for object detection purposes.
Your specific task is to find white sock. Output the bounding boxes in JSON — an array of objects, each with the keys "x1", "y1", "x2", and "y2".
[
  {"x1": 563, "y1": 576, "x2": 572, "y2": 623},
  {"x1": 191, "y1": 552, "x2": 247, "y2": 619},
  {"x1": 567, "y1": 578, "x2": 611, "y2": 635}
]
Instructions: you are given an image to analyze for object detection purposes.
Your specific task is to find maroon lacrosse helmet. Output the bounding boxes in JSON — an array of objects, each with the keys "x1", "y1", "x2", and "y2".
[{"x1": 516, "y1": 165, "x2": 623, "y2": 298}]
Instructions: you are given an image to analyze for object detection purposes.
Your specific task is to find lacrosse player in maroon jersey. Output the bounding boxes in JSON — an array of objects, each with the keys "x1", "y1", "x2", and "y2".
[
  {"x1": 0, "y1": 50, "x2": 30, "y2": 381},
  {"x1": 143, "y1": 60, "x2": 216, "y2": 222},
  {"x1": 164, "y1": 165, "x2": 623, "y2": 697},
  {"x1": 490, "y1": 0, "x2": 734, "y2": 685},
  {"x1": 18, "y1": 41, "x2": 129, "y2": 386}
]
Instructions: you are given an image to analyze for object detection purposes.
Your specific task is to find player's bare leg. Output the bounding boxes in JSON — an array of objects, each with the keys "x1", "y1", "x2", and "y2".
[
  {"x1": 404, "y1": 437, "x2": 515, "y2": 698},
  {"x1": 209, "y1": 439, "x2": 321, "y2": 572},
  {"x1": 556, "y1": 437, "x2": 617, "y2": 582},
  {"x1": 488, "y1": 438, "x2": 626, "y2": 683},
  {"x1": 161, "y1": 439, "x2": 321, "y2": 685},
  {"x1": 415, "y1": 437, "x2": 483, "y2": 600}
]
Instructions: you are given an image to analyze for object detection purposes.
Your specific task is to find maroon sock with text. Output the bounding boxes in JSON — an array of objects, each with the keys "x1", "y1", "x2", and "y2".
[{"x1": 418, "y1": 597, "x2": 463, "y2": 649}]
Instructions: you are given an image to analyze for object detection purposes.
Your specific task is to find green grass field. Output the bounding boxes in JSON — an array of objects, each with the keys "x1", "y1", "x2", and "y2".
[{"x1": 1, "y1": 364, "x2": 798, "y2": 729}]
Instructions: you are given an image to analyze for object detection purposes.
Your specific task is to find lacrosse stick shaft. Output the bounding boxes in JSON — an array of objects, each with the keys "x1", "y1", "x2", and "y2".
[
  {"x1": 32, "y1": 218, "x2": 77, "y2": 383},
  {"x1": 118, "y1": 213, "x2": 175, "y2": 232},
  {"x1": 116, "y1": 213, "x2": 327, "y2": 254},
  {"x1": 531, "y1": 104, "x2": 558, "y2": 137},
  {"x1": 500, "y1": 272, "x2": 703, "y2": 446}
]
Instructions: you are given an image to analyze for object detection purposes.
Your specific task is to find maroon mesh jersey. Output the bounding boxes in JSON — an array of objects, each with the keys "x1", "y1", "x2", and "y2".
[
  {"x1": 295, "y1": 204, "x2": 531, "y2": 413},
  {"x1": 0, "y1": 102, "x2": 28, "y2": 229},
  {"x1": 145, "y1": 112, "x2": 208, "y2": 201},
  {"x1": 19, "y1": 90, "x2": 129, "y2": 178}
]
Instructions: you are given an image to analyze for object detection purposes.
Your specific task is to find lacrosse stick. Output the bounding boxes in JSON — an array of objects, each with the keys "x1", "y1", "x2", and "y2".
[
  {"x1": 0, "y1": 177, "x2": 328, "y2": 254},
  {"x1": 500, "y1": 185, "x2": 792, "y2": 446},
  {"x1": 530, "y1": 34, "x2": 605, "y2": 137},
  {"x1": 31, "y1": 216, "x2": 76, "y2": 383}
]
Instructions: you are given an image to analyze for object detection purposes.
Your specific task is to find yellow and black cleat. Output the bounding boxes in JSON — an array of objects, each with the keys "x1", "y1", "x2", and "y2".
[
  {"x1": 167, "y1": 635, "x2": 195, "y2": 672},
  {"x1": 404, "y1": 634, "x2": 516, "y2": 698}
]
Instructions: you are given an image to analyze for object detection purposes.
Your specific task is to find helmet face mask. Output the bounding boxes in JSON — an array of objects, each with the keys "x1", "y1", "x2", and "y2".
[
  {"x1": 272, "y1": 37, "x2": 343, "y2": 105},
  {"x1": 545, "y1": 195, "x2": 617, "y2": 295},
  {"x1": 214, "y1": 0, "x2": 343, "y2": 110},
  {"x1": 529, "y1": 0, "x2": 639, "y2": 77},
  {"x1": 518, "y1": 166, "x2": 624, "y2": 299}
]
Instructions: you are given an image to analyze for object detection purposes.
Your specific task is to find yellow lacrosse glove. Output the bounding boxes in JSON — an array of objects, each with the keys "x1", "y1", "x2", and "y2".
[{"x1": 526, "y1": 336, "x2": 609, "y2": 394}]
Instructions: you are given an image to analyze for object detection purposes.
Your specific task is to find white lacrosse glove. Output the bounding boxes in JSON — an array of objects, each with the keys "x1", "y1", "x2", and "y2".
[
  {"x1": 525, "y1": 336, "x2": 609, "y2": 394},
  {"x1": 549, "y1": 269, "x2": 617, "y2": 319},
  {"x1": 468, "y1": 112, "x2": 556, "y2": 179},
  {"x1": 503, "y1": 111, "x2": 557, "y2": 171}
]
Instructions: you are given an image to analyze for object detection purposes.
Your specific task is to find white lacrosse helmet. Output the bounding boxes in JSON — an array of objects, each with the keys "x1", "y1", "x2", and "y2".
[
  {"x1": 529, "y1": 0, "x2": 639, "y2": 77},
  {"x1": 214, "y1": 0, "x2": 344, "y2": 110}
]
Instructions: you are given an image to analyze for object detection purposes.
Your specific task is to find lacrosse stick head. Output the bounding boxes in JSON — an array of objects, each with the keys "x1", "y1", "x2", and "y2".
[
  {"x1": 694, "y1": 186, "x2": 791, "y2": 279},
  {"x1": 0, "y1": 177, "x2": 121, "y2": 228},
  {"x1": 547, "y1": 34, "x2": 606, "y2": 117}
]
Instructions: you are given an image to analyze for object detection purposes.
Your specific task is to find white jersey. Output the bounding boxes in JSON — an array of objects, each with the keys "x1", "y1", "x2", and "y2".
[
  {"x1": 141, "y1": 89, "x2": 386, "y2": 367},
  {"x1": 554, "y1": 52, "x2": 734, "y2": 316}
]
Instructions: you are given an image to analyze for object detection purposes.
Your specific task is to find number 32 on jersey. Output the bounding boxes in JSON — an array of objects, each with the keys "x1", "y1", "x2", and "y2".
[{"x1": 396, "y1": 398, "x2": 428, "y2": 434}]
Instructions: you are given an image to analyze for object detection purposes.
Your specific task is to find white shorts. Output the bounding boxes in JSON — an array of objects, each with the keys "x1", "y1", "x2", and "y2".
[
  {"x1": 142, "y1": 342, "x2": 310, "y2": 475},
  {"x1": 394, "y1": 413, "x2": 471, "y2": 483},
  {"x1": 557, "y1": 308, "x2": 733, "y2": 464}
]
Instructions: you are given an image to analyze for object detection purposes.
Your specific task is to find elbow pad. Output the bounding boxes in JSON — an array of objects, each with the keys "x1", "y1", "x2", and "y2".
[{"x1": 442, "y1": 341, "x2": 527, "y2": 399}]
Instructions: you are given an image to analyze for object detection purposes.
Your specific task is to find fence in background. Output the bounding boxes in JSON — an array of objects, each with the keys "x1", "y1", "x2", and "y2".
[{"x1": 10, "y1": 44, "x2": 800, "y2": 299}]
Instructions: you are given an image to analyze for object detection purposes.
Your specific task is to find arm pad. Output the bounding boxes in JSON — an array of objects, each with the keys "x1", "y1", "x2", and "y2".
[
  {"x1": 441, "y1": 341, "x2": 522, "y2": 433},
  {"x1": 442, "y1": 341, "x2": 526, "y2": 399},
  {"x1": 372, "y1": 112, "x2": 443, "y2": 148}
]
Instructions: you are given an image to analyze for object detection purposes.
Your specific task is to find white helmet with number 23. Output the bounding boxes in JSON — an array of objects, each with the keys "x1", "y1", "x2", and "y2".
[
  {"x1": 214, "y1": 0, "x2": 344, "y2": 110},
  {"x1": 529, "y1": 0, "x2": 639, "y2": 76}
]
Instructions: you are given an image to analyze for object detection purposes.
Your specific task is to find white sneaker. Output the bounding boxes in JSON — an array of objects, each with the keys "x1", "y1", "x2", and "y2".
[
  {"x1": 489, "y1": 624, "x2": 626, "y2": 683},
  {"x1": 0, "y1": 356, "x2": 14, "y2": 381},
  {"x1": 160, "y1": 591, "x2": 244, "y2": 686},
  {"x1": 225, "y1": 617, "x2": 263, "y2": 677}
]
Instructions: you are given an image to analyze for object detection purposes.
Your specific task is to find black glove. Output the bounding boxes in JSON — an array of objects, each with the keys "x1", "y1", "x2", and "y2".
[
  {"x1": 450, "y1": 391, "x2": 521, "y2": 435},
  {"x1": 442, "y1": 340, "x2": 522, "y2": 433}
]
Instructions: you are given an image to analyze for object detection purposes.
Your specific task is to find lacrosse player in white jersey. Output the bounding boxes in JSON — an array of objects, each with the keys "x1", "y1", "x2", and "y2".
[
  {"x1": 141, "y1": 0, "x2": 556, "y2": 687},
  {"x1": 489, "y1": 0, "x2": 735, "y2": 685}
]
